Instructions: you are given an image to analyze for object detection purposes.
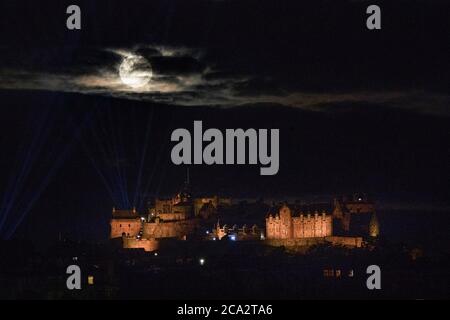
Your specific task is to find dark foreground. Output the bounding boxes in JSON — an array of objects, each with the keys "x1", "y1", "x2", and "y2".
[{"x1": 1, "y1": 234, "x2": 449, "y2": 300}]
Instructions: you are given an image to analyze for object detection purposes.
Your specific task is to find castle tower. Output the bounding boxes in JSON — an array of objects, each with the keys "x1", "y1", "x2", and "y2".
[
  {"x1": 174, "y1": 169, "x2": 192, "y2": 205},
  {"x1": 279, "y1": 204, "x2": 293, "y2": 239},
  {"x1": 369, "y1": 212, "x2": 380, "y2": 237},
  {"x1": 332, "y1": 198, "x2": 344, "y2": 219}
]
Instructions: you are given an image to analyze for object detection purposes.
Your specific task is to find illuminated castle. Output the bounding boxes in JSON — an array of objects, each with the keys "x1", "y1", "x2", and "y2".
[
  {"x1": 265, "y1": 194, "x2": 379, "y2": 247},
  {"x1": 110, "y1": 185, "x2": 379, "y2": 252},
  {"x1": 110, "y1": 176, "x2": 232, "y2": 251},
  {"x1": 266, "y1": 205, "x2": 332, "y2": 239}
]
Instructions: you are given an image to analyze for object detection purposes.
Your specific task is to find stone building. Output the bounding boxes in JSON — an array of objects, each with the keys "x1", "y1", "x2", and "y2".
[
  {"x1": 266, "y1": 204, "x2": 332, "y2": 239},
  {"x1": 110, "y1": 178, "x2": 231, "y2": 251},
  {"x1": 109, "y1": 208, "x2": 141, "y2": 238},
  {"x1": 332, "y1": 194, "x2": 379, "y2": 237},
  {"x1": 265, "y1": 195, "x2": 379, "y2": 247}
]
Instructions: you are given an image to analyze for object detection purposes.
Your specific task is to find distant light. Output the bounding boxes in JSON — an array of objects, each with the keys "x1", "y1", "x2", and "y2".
[
  {"x1": 230, "y1": 235, "x2": 236, "y2": 241},
  {"x1": 206, "y1": 230, "x2": 209, "y2": 234},
  {"x1": 260, "y1": 234, "x2": 265, "y2": 240},
  {"x1": 212, "y1": 237, "x2": 216, "y2": 241},
  {"x1": 141, "y1": 217, "x2": 145, "y2": 221},
  {"x1": 199, "y1": 258, "x2": 205, "y2": 266},
  {"x1": 88, "y1": 276, "x2": 94, "y2": 285},
  {"x1": 154, "y1": 252, "x2": 158, "y2": 256},
  {"x1": 72, "y1": 257, "x2": 78, "y2": 261},
  {"x1": 358, "y1": 198, "x2": 362, "y2": 201}
]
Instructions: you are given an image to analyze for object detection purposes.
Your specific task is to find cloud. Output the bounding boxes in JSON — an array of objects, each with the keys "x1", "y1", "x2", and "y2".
[{"x1": 0, "y1": 45, "x2": 449, "y2": 116}]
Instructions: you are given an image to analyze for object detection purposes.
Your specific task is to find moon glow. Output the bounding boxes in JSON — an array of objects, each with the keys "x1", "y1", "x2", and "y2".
[{"x1": 119, "y1": 55, "x2": 153, "y2": 88}]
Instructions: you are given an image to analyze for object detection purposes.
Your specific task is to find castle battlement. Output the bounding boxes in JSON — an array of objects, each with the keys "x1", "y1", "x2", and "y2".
[{"x1": 266, "y1": 205, "x2": 333, "y2": 239}]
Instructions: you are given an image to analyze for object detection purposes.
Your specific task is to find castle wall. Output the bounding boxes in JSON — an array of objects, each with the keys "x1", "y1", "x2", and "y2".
[
  {"x1": 122, "y1": 237, "x2": 159, "y2": 252},
  {"x1": 157, "y1": 212, "x2": 189, "y2": 221},
  {"x1": 154, "y1": 199, "x2": 173, "y2": 215},
  {"x1": 265, "y1": 237, "x2": 327, "y2": 248},
  {"x1": 266, "y1": 212, "x2": 332, "y2": 239},
  {"x1": 325, "y1": 236, "x2": 363, "y2": 248},
  {"x1": 265, "y1": 236, "x2": 362, "y2": 248},
  {"x1": 110, "y1": 218, "x2": 141, "y2": 239},
  {"x1": 154, "y1": 199, "x2": 192, "y2": 221},
  {"x1": 143, "y1": 219, "x2": 199, "y2": 239}
]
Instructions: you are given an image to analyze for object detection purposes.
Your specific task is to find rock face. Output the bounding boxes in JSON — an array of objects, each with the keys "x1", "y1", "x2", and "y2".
[{"x1": 122, "y1": 237, "x2": 159, "y2": 252}]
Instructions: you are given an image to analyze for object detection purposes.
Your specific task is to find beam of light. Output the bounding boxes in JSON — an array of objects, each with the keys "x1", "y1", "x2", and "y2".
[
  {"x1": 94, "y1": 104, "x2": 129, "y2": 208},
  {"x1": 132, "y1": 109, "x2": 154, "y2": 208},
  {"x1": 77, "y1": 121, "x2": 117, "y2": 204},
  {"x1": 4, "y1": 113, "x2": 91, "y2": 239},
  {"x1": 108, "y1": 106, "x2": 130, "y2": 208},
  {"x1": 0, "y1": 107, "x2": 52, "y2": 234},
  {"x1": 87, "y1": 107, "x2": 129, "y2": 209},
  {"x1": 138, "y1": 112, "x2": 174, "y2": 210}
]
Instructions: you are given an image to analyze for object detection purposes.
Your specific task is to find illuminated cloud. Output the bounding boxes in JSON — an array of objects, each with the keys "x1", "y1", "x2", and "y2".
[{"x1": 0, "y1": 45, "x2": 449, "y2": 115}]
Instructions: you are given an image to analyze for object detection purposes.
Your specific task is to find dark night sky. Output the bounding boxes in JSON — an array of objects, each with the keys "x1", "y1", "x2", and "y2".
[{"x1": 0, "y1": 0, "x2": 449, "y2": 241}]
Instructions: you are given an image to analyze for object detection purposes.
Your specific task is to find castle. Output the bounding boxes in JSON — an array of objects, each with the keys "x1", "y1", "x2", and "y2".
[
  {"x1": 265, "y1": 194, "x2": 379, "y2": 248},
  {"x1": 110, "y1": 178, "x2": 232, "y2": 251},
  {"x1": 266, "y1": 206, "x2": 333, "y2": 239},
  {"x1": 110, "y1": 180, "x2": 379, "y2": 251}
]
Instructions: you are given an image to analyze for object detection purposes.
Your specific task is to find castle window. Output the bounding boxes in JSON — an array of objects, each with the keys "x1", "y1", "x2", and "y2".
[
  {"x1": 119, "y1": 224, "x2": 122, "y2": 227},
  {"x1": 323, "y1": 269, "x2": 335, "y2": 277}
]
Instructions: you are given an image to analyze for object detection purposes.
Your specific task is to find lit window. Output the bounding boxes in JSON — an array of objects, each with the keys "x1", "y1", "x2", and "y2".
[
  {"x1": 88, "y1": 276, "x2": 94, "y2": 285},
  {"x1": 323, "y1": 269, "x2": 334, "y2": 277}
]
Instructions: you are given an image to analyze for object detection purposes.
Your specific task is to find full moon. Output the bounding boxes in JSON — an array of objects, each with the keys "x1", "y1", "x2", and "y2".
[{"x1": 119, "y1": 55, "x2": 153, "y2": 88}]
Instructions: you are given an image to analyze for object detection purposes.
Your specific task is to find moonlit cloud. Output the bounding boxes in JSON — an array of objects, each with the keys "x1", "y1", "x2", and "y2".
[{"x1": 0, "y1": 45, "x2": 449, "y2": 115}]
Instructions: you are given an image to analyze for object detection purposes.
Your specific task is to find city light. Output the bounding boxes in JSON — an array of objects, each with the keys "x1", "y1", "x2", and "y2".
[
  {"x1": 199, "y1": 258, "x2": 205, "y2": 266},
  {"x1": 230, "y1": 235, "x2": 236, "y2": 241}
]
